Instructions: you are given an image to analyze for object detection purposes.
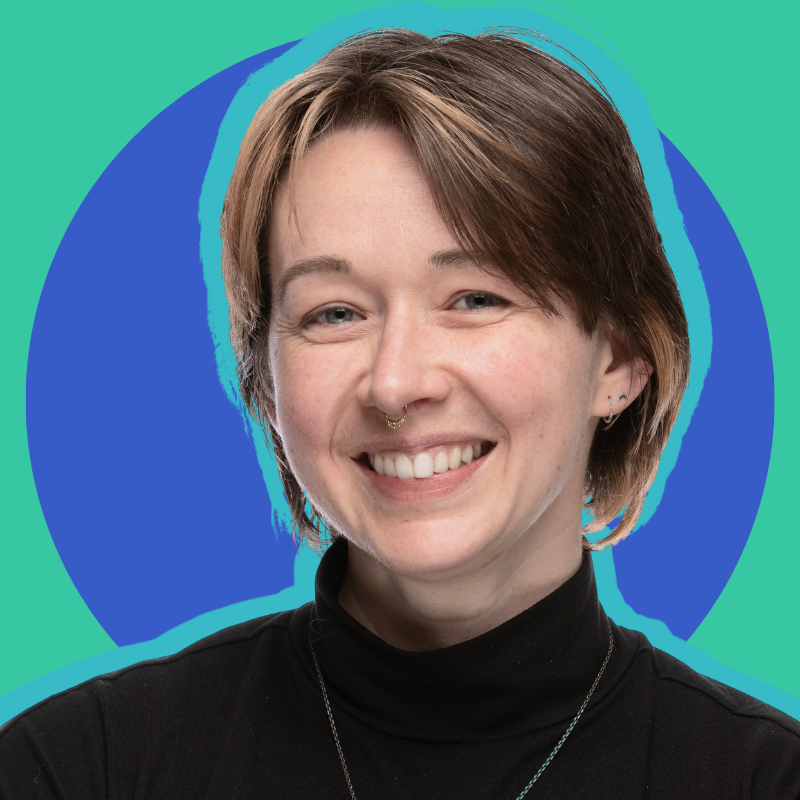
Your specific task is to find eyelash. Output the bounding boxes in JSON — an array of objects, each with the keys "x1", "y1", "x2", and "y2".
[
  {"x1": 305, "y1": 306, "x2": 358, "y2": 326},
  {"x1": 451, "y1": 291, "x2": 508, "y2": 311},
  {"x1": 302, "y1": 292, "x2": 508, "y2": 328}
]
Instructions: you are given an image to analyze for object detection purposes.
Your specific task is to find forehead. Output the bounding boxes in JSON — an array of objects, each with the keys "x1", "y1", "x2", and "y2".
[{"x1": 267, "y1": 127, "x2": 455, "y2": 275}]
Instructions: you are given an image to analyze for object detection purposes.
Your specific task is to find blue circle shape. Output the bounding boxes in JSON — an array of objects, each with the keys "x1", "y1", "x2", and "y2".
[
  {"x1": 614, "y1": 134, "x2": 774, "y2": 639},
  {"x1": 27, "y1": 44, "x2": 772, "y2": 646},
  {"x1": 27, "y1": 44, "x2": 300, "y2": 646}
]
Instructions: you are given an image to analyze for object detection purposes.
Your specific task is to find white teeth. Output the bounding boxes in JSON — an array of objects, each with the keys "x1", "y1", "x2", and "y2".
[
  {"x1": 413, "y1": 453, "x2": 435, "y2": 478},
  {"x1": 370, "y1": 442, "x2": 488, "y2": 480},
  {"x1": 395, "y1": 454, "x2": 414, "y2": 480},
  {"x1": 433, "y1": 451, "x2": 449, "y2": 473},
  {"x1": 448, "y1": 446, "x2": 462, "y2": 470}
]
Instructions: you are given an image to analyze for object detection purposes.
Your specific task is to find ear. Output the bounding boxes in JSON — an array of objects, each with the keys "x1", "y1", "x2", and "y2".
[{"x1": 590, "y1": 329, "x2": 653, "y2": 423}]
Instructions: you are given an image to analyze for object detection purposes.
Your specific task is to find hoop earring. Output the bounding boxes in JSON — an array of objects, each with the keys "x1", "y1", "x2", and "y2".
[
  {"x1": 603, "y1": 394, "x2": 627, "y2": 431},
  {"x1": 383, "y1": 405, "x2": 408, "y2": 430}
]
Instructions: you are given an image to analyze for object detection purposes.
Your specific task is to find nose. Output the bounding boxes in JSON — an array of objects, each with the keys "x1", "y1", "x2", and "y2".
[{"x1": 357, "y1": 310, "x2": 450, "y2": 420}]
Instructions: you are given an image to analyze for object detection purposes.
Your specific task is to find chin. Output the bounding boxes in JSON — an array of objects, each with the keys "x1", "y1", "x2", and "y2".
[{"x1": 346, "y1": 517, "x2": 507, "y2": 579}]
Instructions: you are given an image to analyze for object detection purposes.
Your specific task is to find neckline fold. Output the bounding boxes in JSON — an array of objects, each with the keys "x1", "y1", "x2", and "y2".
[{"x1": 303, "y1": 538, "x2": 620, "y2": 743}]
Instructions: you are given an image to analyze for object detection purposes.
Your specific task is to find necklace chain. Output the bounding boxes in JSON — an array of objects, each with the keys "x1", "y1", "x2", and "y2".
[{"x1": 309, "y1": 619, "x2": 614, "y2": 800}]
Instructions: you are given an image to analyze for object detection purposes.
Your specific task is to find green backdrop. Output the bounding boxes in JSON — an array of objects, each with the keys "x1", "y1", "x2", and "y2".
[{"x1": 2, "y1": 0, "x2": 798, "y2": 704}]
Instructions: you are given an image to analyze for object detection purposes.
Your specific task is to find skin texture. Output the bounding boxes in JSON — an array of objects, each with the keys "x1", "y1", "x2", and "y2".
[{"x1": 268, "y1": 127, "x2": 648, "y2": 651}]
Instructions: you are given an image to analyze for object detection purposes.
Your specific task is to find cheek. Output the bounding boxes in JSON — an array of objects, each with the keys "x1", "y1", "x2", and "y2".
[
  {"x1": 474, "y1": 329, "x2": 569, "y2": 401},
  {"x1": 272, "y1": 343, "x2": 348, "y2": 472},
  {"x1": 472, "y1": 327, "x2": 594, "y2": 445}
]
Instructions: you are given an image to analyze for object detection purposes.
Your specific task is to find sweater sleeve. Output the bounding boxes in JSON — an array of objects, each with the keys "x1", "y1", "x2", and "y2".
[{"x1": 745, "y1": 717, "x2": 800, "y2": 799}]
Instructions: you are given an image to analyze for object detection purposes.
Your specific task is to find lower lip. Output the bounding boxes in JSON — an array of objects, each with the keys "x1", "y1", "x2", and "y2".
[{"x1": 354, "y1": 452, "x2": 490, "y2": 502}]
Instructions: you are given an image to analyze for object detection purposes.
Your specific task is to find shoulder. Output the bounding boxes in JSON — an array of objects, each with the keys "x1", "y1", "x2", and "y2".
[
  {"x1": 0, "y1": 604, "x2": 310, "y2": 797},
  {"x1": 644, "y1": 639, "x2": 800, "y2": 736},
  {"x1": 4, "y1": 604, "x2": 303, "y2": 726},
  {"x1": 3, "y1": 605, "x2": 307, "y2": 731},
  {"x1": 621, "y1": 627, "x2": 800, "y2": 796}
]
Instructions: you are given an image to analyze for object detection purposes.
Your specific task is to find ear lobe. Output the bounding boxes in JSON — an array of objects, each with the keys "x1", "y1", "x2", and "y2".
[
  {"x1": 593, "y1": 323, "x2": 652, "y2": 420},
  {"x1": 610, "y1": 357, "x2": 653, "y2": 414},
  {"x1": 593, "y1": 352, "x2": 653, "y2": 422}
]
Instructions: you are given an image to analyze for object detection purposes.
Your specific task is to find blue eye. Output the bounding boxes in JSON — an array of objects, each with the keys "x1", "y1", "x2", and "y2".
[
  {"x1": 454, "y1": 292, "x2": 505, "y2": 311},
  {"x1": 322, "y1": 306, "x2": 356, "y2": 324}
]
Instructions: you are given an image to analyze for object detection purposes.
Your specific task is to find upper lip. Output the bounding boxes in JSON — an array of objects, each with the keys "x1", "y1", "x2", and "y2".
[{"x1": 348, "y1": 433, "x2": 494, "y2": 457}]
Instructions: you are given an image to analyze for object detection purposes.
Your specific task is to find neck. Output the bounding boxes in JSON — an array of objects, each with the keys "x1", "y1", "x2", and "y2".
[{"x1": 338, "y1": 518, "x2": 583, "y2": 651}]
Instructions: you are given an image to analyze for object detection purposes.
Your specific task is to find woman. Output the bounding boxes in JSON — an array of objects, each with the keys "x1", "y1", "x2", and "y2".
[{"x1": 2, "y1": 29, "x2": 799, "y2": 799}]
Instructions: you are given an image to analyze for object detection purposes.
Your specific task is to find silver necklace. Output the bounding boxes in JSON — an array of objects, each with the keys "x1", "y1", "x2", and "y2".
[{"x1": 309, "y1": 619, "x2": 614, "y2": 799}]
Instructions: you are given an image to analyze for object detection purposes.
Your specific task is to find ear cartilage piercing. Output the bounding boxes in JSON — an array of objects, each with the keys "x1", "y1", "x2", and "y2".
[{"x1": 383, "y1": 405, "x2": 408, "y2": 430}]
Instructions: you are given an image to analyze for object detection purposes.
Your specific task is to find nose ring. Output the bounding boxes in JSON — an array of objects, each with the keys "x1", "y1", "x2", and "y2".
[{"x1": 383, "y1": 405, "x2": 408, "y2": 430}]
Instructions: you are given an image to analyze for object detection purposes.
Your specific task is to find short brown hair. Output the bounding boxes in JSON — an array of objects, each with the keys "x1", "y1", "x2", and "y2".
[{"x1": 221, "y1": 29, "x2": 690, "y2": 551}]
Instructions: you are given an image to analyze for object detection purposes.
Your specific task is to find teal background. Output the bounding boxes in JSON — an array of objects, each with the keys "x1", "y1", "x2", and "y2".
[{"x1": 2, "y1": 0, "x2": 798, "y2": 710}]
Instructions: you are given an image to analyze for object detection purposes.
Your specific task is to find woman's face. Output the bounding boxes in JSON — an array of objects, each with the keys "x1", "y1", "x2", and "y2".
[{"x1": 268, "y1": 127, "x2": 617, "y2": 579}]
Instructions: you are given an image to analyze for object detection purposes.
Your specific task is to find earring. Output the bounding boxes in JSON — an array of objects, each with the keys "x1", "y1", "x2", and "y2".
[{"x1": 603, "y1": 394, "x2": 627, "y2": 431}]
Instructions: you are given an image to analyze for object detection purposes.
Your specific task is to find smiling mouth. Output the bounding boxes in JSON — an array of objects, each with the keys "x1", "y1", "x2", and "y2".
[{"x1": 363, "y1": 441, "x2": 494, "y2": 480}]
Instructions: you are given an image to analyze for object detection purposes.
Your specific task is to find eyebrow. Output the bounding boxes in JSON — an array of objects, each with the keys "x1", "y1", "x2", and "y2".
[
  {"x1": 275, "y1": 248, "x2": 489, "y2": 306},
  {"x1": 428, "y1": 248, "x2": 488, "y2": 269},
  {"x1": 275, "y1": 256, "x2": 352, "y2": 306}
]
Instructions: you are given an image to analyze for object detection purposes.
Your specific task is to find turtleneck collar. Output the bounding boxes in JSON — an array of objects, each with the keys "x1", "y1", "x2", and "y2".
[{"x1": 305, "y1": 538, "x2": 616, "y2": 743}]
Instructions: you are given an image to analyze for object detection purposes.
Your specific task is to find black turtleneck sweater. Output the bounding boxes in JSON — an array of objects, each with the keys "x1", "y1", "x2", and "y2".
[{"x1": 2, "y1": 540, "x2": 799, "y2": 798}]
